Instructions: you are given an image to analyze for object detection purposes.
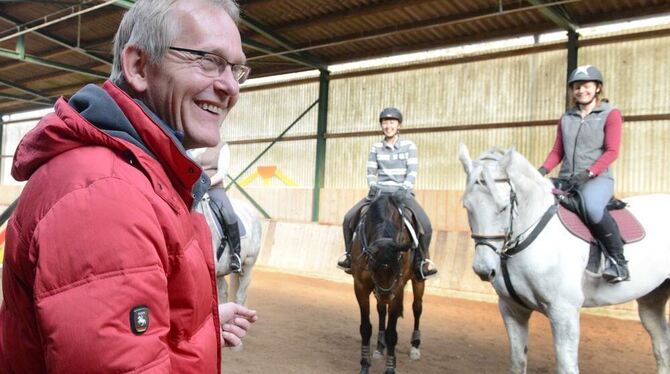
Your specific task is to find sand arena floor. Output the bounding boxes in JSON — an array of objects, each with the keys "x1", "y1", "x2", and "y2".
[{"x1": 221, "y1": 269, "x2": 656, "y2": 373}]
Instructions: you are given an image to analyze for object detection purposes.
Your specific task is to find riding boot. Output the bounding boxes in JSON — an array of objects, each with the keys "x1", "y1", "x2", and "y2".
[
  {"x1": 414, "y1": 236, "x2": 437, "y2": 281},
  {"x1": 225, "y1": 222, "x2": 242, "y2": 273},
  {"x1": 337, "y1": 239, "x2": 353, "y2": 274},
  {"x1": 591, "y1": 210, "x2": 629, "y2": 283}
]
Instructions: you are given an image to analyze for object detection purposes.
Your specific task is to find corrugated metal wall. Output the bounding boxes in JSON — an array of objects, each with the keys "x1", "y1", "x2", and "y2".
[
  {"x1": 327, "y1": 50, "x2": 567, "y2": 133},
  {"x1": 223, "y1": 81, "x2": 319, "y2": 140},
  {"x1": 222, "y1": 29, "x2": 670, "y2": 222}
]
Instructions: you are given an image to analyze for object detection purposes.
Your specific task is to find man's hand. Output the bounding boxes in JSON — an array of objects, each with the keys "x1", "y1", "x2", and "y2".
[
  {"x1": 538, "y1": 166, "x2": 549, "y2": 176},
  {"x1": 367, "y1": 185, "x2": 379, "y2": 200},
  {"x1": 218, "y1": 302, "x2": 258, "y2": 348},
  {"x1": 568, "y1": 170, "x2": 591, "y2": 188}
]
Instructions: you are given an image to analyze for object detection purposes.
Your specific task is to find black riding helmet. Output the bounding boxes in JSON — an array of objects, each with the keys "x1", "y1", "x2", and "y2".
[
  {"x1": 567, "y1": 65, "x2": 604, "y2": 86},
  {"x1": 379, "y1": 107, "x2": 403, "y2": 123}
]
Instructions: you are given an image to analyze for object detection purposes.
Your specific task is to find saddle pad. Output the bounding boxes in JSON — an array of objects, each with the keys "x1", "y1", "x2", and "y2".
[{"x1": 558, "y1": 206, "x2": 645, "y2": 244}]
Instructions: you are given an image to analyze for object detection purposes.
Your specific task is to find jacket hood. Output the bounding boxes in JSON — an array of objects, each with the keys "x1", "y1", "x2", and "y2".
[{"x1": 12, "y1": 81, "x2": 208, "y2": 208}]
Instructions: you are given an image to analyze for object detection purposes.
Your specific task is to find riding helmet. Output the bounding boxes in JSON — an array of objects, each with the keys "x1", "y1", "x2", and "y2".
[
  {"x1": 567, "y1": 65, "x2": 604, "y2": 86},
  {"x1": 379, "y1": 107, "x2": 403, "y2": 123}
]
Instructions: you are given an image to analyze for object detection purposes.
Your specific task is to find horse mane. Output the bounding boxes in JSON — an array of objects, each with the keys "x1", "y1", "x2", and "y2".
[
  {"x1": 368, "y1": 194, "x2": 398, "y2": 240},
  {"x1": 464, "y1": 147, "x2": 553, "y2": 211}
]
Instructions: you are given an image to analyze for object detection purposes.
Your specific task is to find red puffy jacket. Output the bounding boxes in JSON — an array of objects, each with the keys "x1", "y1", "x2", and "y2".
[{"x1": 0, "y1": 82, "x2": 221, "y2": 373}]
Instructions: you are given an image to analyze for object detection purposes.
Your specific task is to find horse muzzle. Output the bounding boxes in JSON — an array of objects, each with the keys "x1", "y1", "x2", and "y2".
[{"x1": 472, "y1": 246, "x2": 499, "y2": 282}]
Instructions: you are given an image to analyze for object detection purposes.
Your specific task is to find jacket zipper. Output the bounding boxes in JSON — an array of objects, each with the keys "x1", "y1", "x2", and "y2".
[{"x1": 571, "y1": 116, "x2": 585, "y2": 177}]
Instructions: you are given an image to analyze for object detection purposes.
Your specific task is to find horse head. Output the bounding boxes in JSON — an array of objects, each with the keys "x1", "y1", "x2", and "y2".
[
  {"x1": 458, "y1": 143, "x2": 554, "y2": 282},
  {"x1": 362, "y1": 193, "x2": 413, "y2": 302}
]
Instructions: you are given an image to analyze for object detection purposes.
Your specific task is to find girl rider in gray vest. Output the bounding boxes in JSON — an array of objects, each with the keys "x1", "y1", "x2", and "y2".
[
  {"x1": 539, "y1": 65, "x2": 628, "y2": 283},
  {"x1": 337, "y1": 107, "x2": 438, "y2": 281}
]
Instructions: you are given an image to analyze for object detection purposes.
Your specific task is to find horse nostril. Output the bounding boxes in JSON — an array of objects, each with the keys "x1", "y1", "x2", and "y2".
[{"x1": 490, "y1": 269, "x2": 496, "y2": 279}]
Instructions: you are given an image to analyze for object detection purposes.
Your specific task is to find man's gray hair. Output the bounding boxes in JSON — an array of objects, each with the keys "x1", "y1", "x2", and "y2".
[{"x1": 110, "y1": 0, "x2": 240, "y2": 87}]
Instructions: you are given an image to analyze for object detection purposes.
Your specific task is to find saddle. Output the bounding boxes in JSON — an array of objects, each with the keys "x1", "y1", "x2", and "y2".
[
  {"x1": 355, "y1": 199, "x2": 422, "y2": 249},
  {"x1": 554, "y1": 189, "x2": 644, "y2": 244},
  {"x1": 552, "y1": 185, "x2": 645, "y2": 273}
]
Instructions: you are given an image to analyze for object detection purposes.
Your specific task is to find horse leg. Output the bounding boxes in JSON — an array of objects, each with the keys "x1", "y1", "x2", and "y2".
[
  {"x1": 355, "y1": 283, "x2": 373, "y2": 374},
  {"x1": 637, "y1": 280, "x2": 670, "y2": 374},
  {"x1": 217, "y1": 274, "x2": 229, "y2": 304},
  {"x1": 235, "y1": 264, "x2": 254, "y2": 306},
  {"x1": 547, "y1": 304, "x2": 581, "y2": 374},
  {"x1": 410, "y1": 278, "x2": 425, "y2": 360},
  {"x1": 374, "y1": 301, "x2": 387, "y2": 359},
  {"x1": 499, "y1": 299, "x2": 532, "y2": 374},
  {"x1": 384, "y1": 293, "x2": 404, "y2": 374}
]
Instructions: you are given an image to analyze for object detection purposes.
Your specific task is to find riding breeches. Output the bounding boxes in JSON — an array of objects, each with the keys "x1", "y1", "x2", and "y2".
[
  {"x1": 578, "y1": 175, "x2": 614, "y2": 224},
  {"x1": 208, "y1": 187, "x2": 238, "y2": 226}
]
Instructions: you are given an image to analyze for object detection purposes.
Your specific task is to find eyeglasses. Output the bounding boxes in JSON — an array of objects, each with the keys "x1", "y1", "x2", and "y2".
[{"x1": 168, "y1": 46, "x2": 251, "y2": 83}]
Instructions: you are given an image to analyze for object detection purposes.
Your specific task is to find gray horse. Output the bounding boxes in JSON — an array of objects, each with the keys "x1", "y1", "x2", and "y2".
[{"x1": 196, "y1": 194, "x2": 262, "y2": 306}]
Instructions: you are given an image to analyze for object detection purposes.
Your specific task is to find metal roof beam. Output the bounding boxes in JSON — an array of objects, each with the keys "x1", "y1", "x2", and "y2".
[
  {"x1": 0, "y1": 12, "x2": 112, "y2": 66},
  {"x1": 239, "y1": 14, "x2": 324, "y2": 69},
  {"x1": 113, "y1": 1, "x2": 324, "y2": 69},
  {"x1": 0, "y1": 78, "x2": 54, "y2": 102},
  {"x1": 243, "y1": 39, "x2": 322, "y2": 69},
  {"x1": 272, "y1": 0, "x2": 437, "y2": 35},
  {"x1": 0, "y1": 48, "x2": 108, "y2": 79},
  {"x1": 0, "y1": 92, "x2": 51, "y2": 106},
  {"x1": 526, "y1": 0, "x2": 578, "y2": 32}
]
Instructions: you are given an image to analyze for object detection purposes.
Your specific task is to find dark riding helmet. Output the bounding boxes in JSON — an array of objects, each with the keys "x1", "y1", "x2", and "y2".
[
  {"x1": 567, "y1": 65, "x2": 604, "y2": 86},
  {"x1": 379, "y1": 107, "x2": 403, "y2": 123}
]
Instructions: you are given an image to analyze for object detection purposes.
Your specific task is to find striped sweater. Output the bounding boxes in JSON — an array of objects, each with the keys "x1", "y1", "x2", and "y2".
[{"x1": 367, "y1": 137, "x2": 418, "y2": 191}]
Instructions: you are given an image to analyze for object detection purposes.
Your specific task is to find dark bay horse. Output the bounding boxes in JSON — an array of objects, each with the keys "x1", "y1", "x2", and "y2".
[{"x1": 350, "y1": 193, "x2": 426, "y2": 374}]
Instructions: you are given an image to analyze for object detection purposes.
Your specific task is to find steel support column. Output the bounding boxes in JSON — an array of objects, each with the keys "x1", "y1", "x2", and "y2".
[
  {"x1": 311, "y1": 69, "x2": 329, "y2": 222},
  {"x1": 566, "y1": 29, "x2": 579, "y2": 109}
]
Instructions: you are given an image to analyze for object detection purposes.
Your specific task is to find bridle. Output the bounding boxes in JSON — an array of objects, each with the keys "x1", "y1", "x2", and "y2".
[
  {"x1": 469, "y1": 177, "x2": 519, "y2": 255},
  {"x1": 468, "y1": 174, "x2": 558, "y2": 309},
  {"x1": 356, "y1": 218, "x2": 406, "y2": 297}
]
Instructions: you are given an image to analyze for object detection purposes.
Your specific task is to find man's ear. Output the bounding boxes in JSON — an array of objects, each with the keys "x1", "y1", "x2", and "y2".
[{"x1": 122, "y1": 45, "x2": 150, "y2": 93}]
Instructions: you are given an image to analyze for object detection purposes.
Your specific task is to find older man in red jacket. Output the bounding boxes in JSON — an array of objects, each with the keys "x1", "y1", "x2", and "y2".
[{"x1": 0, "y1": 0, "x2": 257, "y2": 372}]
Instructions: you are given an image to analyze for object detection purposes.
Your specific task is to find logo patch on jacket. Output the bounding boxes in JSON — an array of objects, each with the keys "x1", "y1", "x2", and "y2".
[{"x1": 130, "y1": 306, "x2": 150, "y2": 335}]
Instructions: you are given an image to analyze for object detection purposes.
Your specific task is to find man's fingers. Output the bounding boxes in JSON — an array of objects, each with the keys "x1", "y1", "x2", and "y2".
[
  {"x1": 221, "y1": 331, "x2": 242, "y2": 348},
  {"x1": 223, "y1": 323, "x2": 247, "y2": 338},
  {"x1": 233, "y1": 317, "x2": 251, "y2": 330}
]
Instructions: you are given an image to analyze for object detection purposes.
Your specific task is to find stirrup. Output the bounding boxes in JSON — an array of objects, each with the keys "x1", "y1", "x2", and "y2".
[
  {"x1": 417, "y1": 259, "x2": 437, "y2": 280},
  {"x1": 602, "y1": 258, "x2": 629, "y2": 283},
  {"x1": 230, "y1": 253, "x2": 243, "y2": 274}
]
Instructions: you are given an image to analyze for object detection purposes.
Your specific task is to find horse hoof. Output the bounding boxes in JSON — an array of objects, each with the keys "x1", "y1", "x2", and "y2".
[
  {"x1": 373, "y1": 350, "x2": 384, "y2": 359},
  {"x1": 410, "y1": 346, "x2": 421, "y2": 360},
  {"x1": 359, "y1": 367, "x2": 369, "y2": 374},
  {"x1": 384, "y1": 368, "x2": 395, "y2": 374},
  {"x1": 230, "y1": 342, "x2": 244, "y2": 352}
]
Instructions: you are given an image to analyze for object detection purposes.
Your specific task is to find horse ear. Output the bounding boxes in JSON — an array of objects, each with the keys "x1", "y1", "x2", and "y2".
[
  {"x1": 458, "y1": 143, "x2": 473, "y2": 175},
  {"x1": 499, "y1": 146, "x2": 516, "y2": 170}
]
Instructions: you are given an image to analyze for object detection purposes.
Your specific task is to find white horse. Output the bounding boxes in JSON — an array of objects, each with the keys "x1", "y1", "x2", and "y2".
[
  {"x1": 458, "y1": 144, "x2": 670, "y2": 374},
  {"x1": 196, "y1": 194, "x2": 262, "y2": 306}
]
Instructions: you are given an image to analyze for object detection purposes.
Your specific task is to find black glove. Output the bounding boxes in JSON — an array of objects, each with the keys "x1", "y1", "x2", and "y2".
[
  {"x1": 391, "y1": 188, "x2": 410, "y2": 205},
  {"x1": 538, "y1": 166, "x2": 549, "y2": 176},
  {"x1": 568, "y1": 170, "x2": 591, "y2": 188},
  {"x1": 367, "y1": 186, "x2": 379, "y2": 200}
]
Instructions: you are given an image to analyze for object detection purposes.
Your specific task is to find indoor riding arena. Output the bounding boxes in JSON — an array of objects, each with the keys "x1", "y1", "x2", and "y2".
[{"x1": 1, "y1": 1, "x2": 670, "y2": 373}]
